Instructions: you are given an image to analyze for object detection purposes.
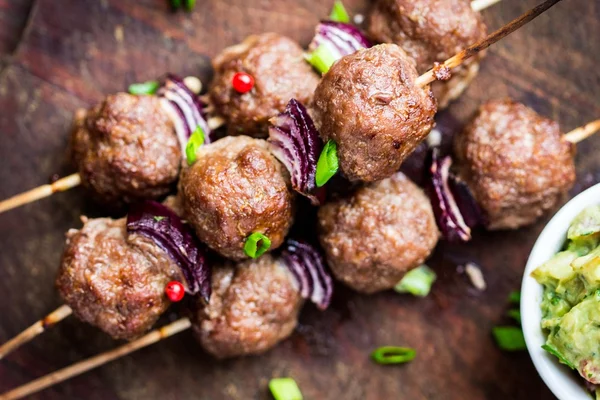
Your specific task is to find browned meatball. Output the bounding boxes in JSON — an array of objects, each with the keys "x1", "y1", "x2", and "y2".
[
  {"x1": 193, "y1": 255, "x2": 302, "y2": 359},
  {"x1": 56, "y1": 217, "x2": 184, "y2": 340},
  {"x1": 454, "y1": 100, "x2": 576, "y2": 230},
  {"x1": 318, "y1": 172, "x2": 439, "y2": 293},
  {"x1": 313, "y1": 44, "x2": 437, "y2": 182},
  {"x1": 179, "y1": 136, "x2": 295, "y2": 260},
  {"x1": 366, "y1": 0, "x2": 487, "y2": 108},
  {"x1": 209, "y1": 33, "x2": 320, "y2": 137},
  {"x1": 71, "y1": 93, "x2": 181, "y2": 205}
]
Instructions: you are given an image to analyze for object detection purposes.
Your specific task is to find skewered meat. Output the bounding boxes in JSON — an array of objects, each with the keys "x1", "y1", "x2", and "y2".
[
  {"x1": 193, "y1": 254, "x2": 302, "y2": 358},
  {"x1": 56, "y1": 217, "x2": 184, "y2": 340},
  {"x1": 71, "y1": 93, "x2": 181, "y2": 205},
  {"x1": 454, "y1": 99, "x2": 576, "y2": 230},
  {"x1": 318, "y1": 172, "x2": 439, "y2": 293},
  {"x1": 366, "y1": 0, "x2": 487, "y2": 108},
  {"x1": 313, "y1": 44, "x2": 437, "y2": 182},
  {"x1": 209, "y1": 33, "x2": 320, "y2": 137},
  {"x1": 179, "y1": 136, "x2": 295, "y2": 260}
]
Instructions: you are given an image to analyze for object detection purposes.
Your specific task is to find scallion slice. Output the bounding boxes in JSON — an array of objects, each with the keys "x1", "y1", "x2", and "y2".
[
  {"x1": 508, "y1": 291, "x2": 521, "y2": 304},
  {"x1": 507, "y1": 309, "x2": 521, "y2": 324},
  {"x1": 394, "y1": 265, "x2": 436, "y2": 297},
  {"x1": 371, "y1": 346, "x2": 416, "y2": 365},
  {"x1": 185, "y1": 126, "x2": 205, "y2": 165},
  {"x1": 492, "y1": 326, "x2": 526, "y2": 351},
  {"x1": 541, "y1": 344, "x2": 576, "y2": 370},
  {"x1": 244, "y1": 232, "x2": 271, "y2": 259},
  {"x1": 128, "y1": 80, "x2": 160, "y2": 95},
  {"x1": 315, "y1": 140, "x2": 339, "y2": 187},
  {"x1": 269, "y1": 378, "x2": 303, "y2": 400},
  {"x1": 329, "y1": 0, "x2": 350, "y2": 23},
  {"x1": 183, "y1": 0, "x2": 196, "y2": 11},
  {"x1": 304, "y1": 44, "x2": 338, "y2": 75}
]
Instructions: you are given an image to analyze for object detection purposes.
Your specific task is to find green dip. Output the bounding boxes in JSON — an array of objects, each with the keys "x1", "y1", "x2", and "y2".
[{"x1": 533, "y1": 205, "x2": 600, "y2": 387}]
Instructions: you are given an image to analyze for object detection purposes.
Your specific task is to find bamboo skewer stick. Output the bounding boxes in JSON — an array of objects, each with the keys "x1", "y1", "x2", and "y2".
[
  {"x1": 564, "y1": 119, "x2": 600, "y2": 144},
  {"x1": 471, "y1": 0, "x2": 502, "y2": 12},
  {"x1": 0, "y1": 173, "x2": 81, "y2": 214},
  {"x1": 0, "y1": 305, "x2": 72, "y2": 360},
  {"x1": 0, "y1": 318, "x2": 191, "y2": 400},
  {"x1": 415, "y1": 0, "x2": 563, "y2": 88}
]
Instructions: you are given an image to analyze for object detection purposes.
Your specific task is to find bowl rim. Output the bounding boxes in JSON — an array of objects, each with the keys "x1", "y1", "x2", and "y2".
[{"x1": 521, "y1": 183, "x2": 600, "y2": 400}]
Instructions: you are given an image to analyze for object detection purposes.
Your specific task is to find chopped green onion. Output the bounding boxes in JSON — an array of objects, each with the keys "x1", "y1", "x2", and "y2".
[
  {"x1": 329, "y1": 0, "x2": 350, "y2": 23},
  {"x1": 185, "y1": 126, "x2": 205, "y2": 165},
  {"x1": 304, "y1": 45, "x2": 338, "y2": 75},
  {"x1": 542, "y1": 344, "x2": 576, "y2": 370},
  {"x1": 128, "y1": 80, "x2": 159, "y2": 95},
  {"x1": 492, "y1": 326, "x2": 526, "y2": 351},
  {"x1": 371, "y1": 346, "x2": 416, "y2": 365},
  {"x1": 508, "y1": 291, "x2": 521, "y2": 304},
  {"x1": 507, "y1": 309, "x2": 521, "y2": 324},
  {"x1": 394, "y1": 265, "x2": 436, "y2": 297},
  {"x1": 183, "y1": 0, "x2": 196, "y2": 11},
  {"x1": 244, "y1": 232, "x2": 271, "y2": 259},
  {"x1": 269, "y1": 378, "x2": 303, "y2": 400},
  {"x1": 170, "y1": 0, "x2": 182, "y2": 8},
  {"x1": 153, "y1": 216, "x2": 166, "y2": 222},
  {"x1": 315, "y1": 140, "x2": 339, "y2": 187}
]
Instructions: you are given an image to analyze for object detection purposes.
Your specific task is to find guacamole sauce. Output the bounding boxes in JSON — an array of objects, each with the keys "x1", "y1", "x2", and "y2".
[{"x1": 533, "y1": 205, "x2": 600, "y2": 386}]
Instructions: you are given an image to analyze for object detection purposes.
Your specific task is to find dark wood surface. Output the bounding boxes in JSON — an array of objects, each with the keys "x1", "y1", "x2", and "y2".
[{"x1": 0, "y1": 0, "x2": 599, "y2": 399}]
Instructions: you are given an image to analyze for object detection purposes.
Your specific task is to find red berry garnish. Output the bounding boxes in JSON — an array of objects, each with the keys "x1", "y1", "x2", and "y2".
[
  {"x1": 165, "y1": 281, "x2": 185, "y2": 302},
  {"x1": 232, "y1": 72, "x2": 254, "y2": 94}
]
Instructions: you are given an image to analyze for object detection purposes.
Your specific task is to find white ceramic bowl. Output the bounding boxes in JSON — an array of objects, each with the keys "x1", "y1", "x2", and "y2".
[{"x1": 522, "y1": 183, "x2": 600, "y2": 400}]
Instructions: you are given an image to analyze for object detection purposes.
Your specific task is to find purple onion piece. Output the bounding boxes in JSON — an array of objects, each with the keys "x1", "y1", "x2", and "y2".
[
  {"x1": 426, "y1": 148, "x2": 482, "y2": 243},
  {"x1": 126, "y1": 201, "x2": 211, "y2": 301},
  {"x1": 157, "y1": 74, "x2": 212, "y2": 153},
  {"x1": 279, "y1": 239, "x2": 333, "y2": 310},
  {"x1": 268, "y1": 99, "x2": 324, "y2": 205},
  {"x1": 308, "y1": 20, "x2": 371, "y2": 61}
]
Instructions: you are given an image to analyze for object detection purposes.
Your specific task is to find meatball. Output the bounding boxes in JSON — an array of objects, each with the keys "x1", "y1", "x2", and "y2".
[
  {"x1": 56, "y1": 217, "x2": 184, "y2": 340},
  {"x1": 193, "y1": 255, "x2": 302, "y2": 358},
  {"x1": 318, "y1": 172, "x2": 439, "y2": 293},
  {"x1": 454, "y1": 100, "x2": 576, "y2": 230},
  {"x1": 209, "y1": 33, "x2": 320, "y2": 137},
  {"x1": 71, "y1": 93, "x2": 181, "y2": 205},
  {"x1": 313, "y1": 44, "x2": 437, "y2": 182},
  {"x1": 366, "y1": 0, "x2": 487, "y2": 108},
  {"x1": 179, "y1": 136, "x2": 295, "y2": 260}
]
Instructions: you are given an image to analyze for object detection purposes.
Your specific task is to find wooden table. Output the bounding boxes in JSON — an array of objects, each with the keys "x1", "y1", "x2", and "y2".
[{"x1": 0, "y1": 0, "x2": 598, "y2": 399}]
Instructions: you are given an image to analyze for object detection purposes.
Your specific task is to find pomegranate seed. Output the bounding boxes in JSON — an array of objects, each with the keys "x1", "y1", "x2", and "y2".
[
  {"x1": 165, "y1": 281, "x2": 185, "y2": 302},
  {"x1": 232, "y1": 72, "x2": 254, "y2": 94}
]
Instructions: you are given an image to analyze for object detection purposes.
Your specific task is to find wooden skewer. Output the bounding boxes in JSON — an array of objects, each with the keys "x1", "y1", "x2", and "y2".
[
  {"x1": 0, "y1": 305, "x2": 72, "y2": 360},
  {"x1": 0, "y1": 318, "x2": 191, "y2": 400},
  {"x1": 0, "y1": 173, "x2": 81, "y2": 214},
  {"x1": 564, "y1": 119, "x2": 600, "y2": 144},
  {"x1": 415, "y1": 0, "x2": 563, "y2": 88},
  {"x1": 471, "y1": 0, "x2": 502, "y2": 12}
]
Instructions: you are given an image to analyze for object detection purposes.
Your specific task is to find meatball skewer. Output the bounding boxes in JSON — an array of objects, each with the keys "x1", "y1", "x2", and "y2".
[
  {"x1": 0, "y1": 75, "x2": 220, "y2": 214},
  {"x1": 428, "y1": 100, "x2": 600, "y2": 241},
  {"x1": 0, "y1": 242, "x2": 332, "y2": 400},
  {"x1": 313, "y1": 0, "x2": 562, "y2": 184}
]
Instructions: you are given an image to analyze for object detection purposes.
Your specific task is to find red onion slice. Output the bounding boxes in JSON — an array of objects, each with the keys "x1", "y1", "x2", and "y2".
[
  {"x1": 280, "y1": 239, "x2": 333, "y2": 310},
  {"x1": 309, "y1": 21, "x2": 371, "y2": 60},
  {"x1": 158, "y1": 74, "x2": 212, "y2": 153},
  {"x1": 268, "y1": 99, "x2": 324, "y2": 205},
  {"x1": 127, "y1": 200, "x2": 211, "y2": 301},
  {"x1": 426, "y1": 148, "x2": 483, "y2": 242}
]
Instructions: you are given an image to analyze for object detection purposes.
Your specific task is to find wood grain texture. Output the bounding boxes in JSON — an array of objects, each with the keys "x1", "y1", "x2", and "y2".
[{"x1": 0, "y1": 0, "x2": 599, "y2": 399}]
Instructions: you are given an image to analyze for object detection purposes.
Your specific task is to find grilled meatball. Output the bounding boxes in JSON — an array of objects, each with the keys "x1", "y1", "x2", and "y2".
[
  {"x1": 366, "y1": 0, "x2": 487, "y2": 108},
  {"x1": 209, "y1": 33, "x2": 320, "y2": 137},
  {"x1": 454, "y1": 100, "x2": 576, "y2": 230},
  {"x1": 71, "y1": 93, "x2": 181, "y2": 205},
  {"x1": 318, "y1": 172, "x2": 439, "y2": 293},
  {"x1": 179, "y1": 136, "x2": 295, "y2": 260},
  {"x1": 313, "y1": 44, "x2": 436, "y2": 182},
  {"x1": 56, "y1": 217, "x2": 184, "y2": 340},
  {"x1": 193, "y1": 255, "x2": 302, "y2": 358}
]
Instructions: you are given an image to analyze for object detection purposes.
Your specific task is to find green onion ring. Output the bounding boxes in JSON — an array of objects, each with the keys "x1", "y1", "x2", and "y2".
[
  {"x1": 244, "y1": 232, "x2": 271, "y2": 259},
  {"x1": 371, "y1": 346, "x2": 416, "y2": 365},
  {"x1": 269, "y1": 377, "x2": 303, "y2": 400},
  {"x1": 185, "y1": 126, "x2": 205, "y2": 165},
  {"x1": 315, "y1": 140, "x2": 339, "y2": 187},
  {"x1": 128, "y1": 80, "x2": 160, "y2": 95},
  {"x1": 329, "y1": 0, "x2": 350, "y2": 23}
]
